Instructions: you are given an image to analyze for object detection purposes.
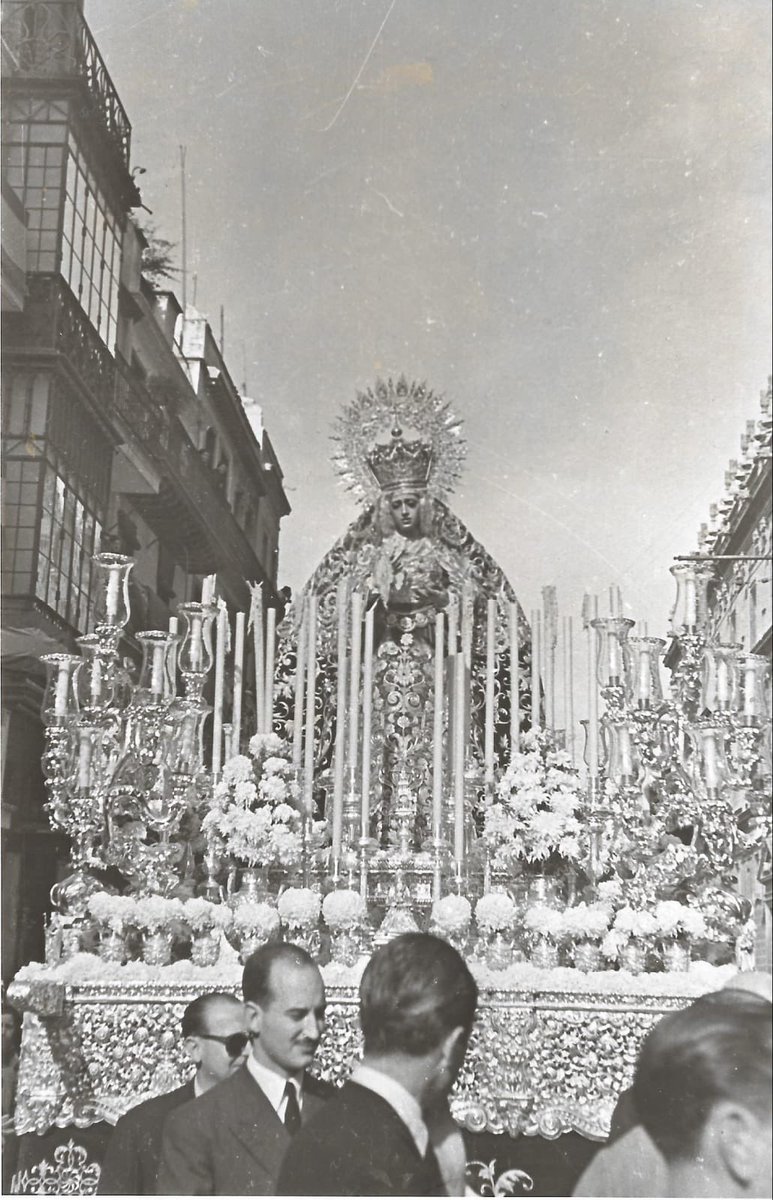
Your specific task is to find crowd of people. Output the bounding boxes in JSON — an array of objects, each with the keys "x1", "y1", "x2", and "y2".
[{"x1": 4, "y1": 935, "x2": 772, "y2": 1197}]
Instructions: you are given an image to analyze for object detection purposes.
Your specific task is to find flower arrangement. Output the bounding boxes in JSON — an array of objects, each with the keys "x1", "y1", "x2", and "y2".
[
  {"x1": 232, "y1": 901, "x2": 280, "y2": 936},
  {"x1": 559, "y1": 903, "x2": 611, "y2": 943},
  {"x1": 86, "y1": 892, "x2": 137, "y2": 933},
  {"x1": 523, "y1": 904, "x2": 565, "y2": 941},
  {"x1": 322, "y1": 889, "x2": 368, "y2": 931},
  {"x1": 183, "y1": 898, "x2": 233, "y2": 934},
  {"x1": 475, "y1": 893, "x2": 516, "y2": 934},
  {"x1": 133, "y1": 896, "x2": 184, "y2": 932},
  {"x1": 278, "y1": 887, "x2": 322, "y2": 929},
  {"x1": 484, "y1": 730, "x2": 586, "y2": 873},
  {"x1": 612, "y1": 906, "x2": 659, "y2": 939},
  {"x1": 653, "y1": 900, "x2": 706, "y2": 941},
  {"x1": 431, "y1": 894, "x2": 473, "y2": 937},
  {"x1": 202, "y1": 736, "x2": 304, "y2": 869}
]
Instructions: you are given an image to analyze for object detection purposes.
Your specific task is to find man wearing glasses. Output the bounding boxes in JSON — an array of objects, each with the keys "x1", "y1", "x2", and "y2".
[
  {"x1": 158, "y1": 943, "x2": 334, "y2": 1195},
  {"x1": 98, "y1": 991, "x2": 248, "y2": 1195}
]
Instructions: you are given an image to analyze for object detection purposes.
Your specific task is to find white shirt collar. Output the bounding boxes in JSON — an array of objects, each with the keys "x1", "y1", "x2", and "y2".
[
  {"x1": 351, "y1": 1063, "x2": 429, "y2": 1157},
  {"x1": 246, "y1": 1051, "x2": 304, "y2": 1115}
]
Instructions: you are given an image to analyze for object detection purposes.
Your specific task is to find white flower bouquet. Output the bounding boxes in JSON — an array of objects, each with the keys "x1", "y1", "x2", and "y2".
[
  {"x1": 484, "y1": 732, "x2": 586, "y2": 872},
  {"x1": 133, "y1": 896, "x2": 184, "y2": 932},
  {"x1": 431, "y1": 894, "x2": 473, "y2": 936},
  {"x1": 232, "y1": 901, "x2": 280, "y2": 936},
  {"x1": 560, "y1": 903, "x2": 611, "y2": 942},
  {"x1": 475, "y1": 892, "x2": 516, "y2": 934},
  {"x1": 653, "y1": 900, "x2": 707, "y2": 941},
  {"x1": 523, "y1": 904, "x2": 565, "y2": 941},
  {"x1": 87, "y1": 892, "x2": 137, "y2": 933},
  {"x1": 202, "y1": 736, "x2": 304, "y2": 869},
  {"x1": 183, "y1": 898, "x2": 233, "y2": 933},
  {"x1": 278, "y1": 887, "x2": 322, "y2": 929},
  {"x1": 322, "y1": 889, "x2": 368, "y2": 931}
]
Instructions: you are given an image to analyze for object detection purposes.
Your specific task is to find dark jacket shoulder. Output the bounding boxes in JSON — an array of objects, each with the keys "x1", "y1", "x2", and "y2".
[{"x1": 98, "y1": 1082, "x2": 194, "y2": 1195}]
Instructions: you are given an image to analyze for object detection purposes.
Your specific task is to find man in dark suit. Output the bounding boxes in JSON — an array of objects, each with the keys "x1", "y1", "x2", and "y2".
[
  {"x1": 157, "y1": 943, "x2": 334, "y2": 1195},
  {"x1": 277, "y1": 932, "x2": 478, "y2": 1197},
  {"x1": 98, "y1": 991, "x2": 248, "y2": 1195}
]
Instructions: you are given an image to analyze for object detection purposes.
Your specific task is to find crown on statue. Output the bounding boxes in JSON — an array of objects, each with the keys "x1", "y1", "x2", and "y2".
[{"x1": 365, "y1": 427, "x2": 433, "y2": 493}]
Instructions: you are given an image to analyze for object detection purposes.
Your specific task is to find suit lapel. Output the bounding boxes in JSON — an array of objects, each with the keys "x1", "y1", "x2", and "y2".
[{"x1": 228, "y1": 1065, "x2": 290, "y2": 1183}]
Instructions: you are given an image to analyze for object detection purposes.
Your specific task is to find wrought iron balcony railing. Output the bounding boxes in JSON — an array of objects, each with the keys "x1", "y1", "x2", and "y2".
[{"x1": 1, "y1": 0, "x2": 131, "y2": 168}]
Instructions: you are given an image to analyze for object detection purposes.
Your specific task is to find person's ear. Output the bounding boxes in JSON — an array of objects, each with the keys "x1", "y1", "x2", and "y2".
[
  {"x1": 708, "y1": 1101, "x2": 763, "y2": 1189},
  {"x1": 244, "y1": 1000, "x2": 262, "y2": 1038},
  {"x1": 183, "y1": 1035, "x2": 202, "y2": 1069}
]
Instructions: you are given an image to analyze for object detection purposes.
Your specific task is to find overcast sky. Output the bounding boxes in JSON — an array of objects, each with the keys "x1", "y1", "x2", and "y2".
[{"x1": 88, "y1": 0, "x2": 771, "y2": 657}]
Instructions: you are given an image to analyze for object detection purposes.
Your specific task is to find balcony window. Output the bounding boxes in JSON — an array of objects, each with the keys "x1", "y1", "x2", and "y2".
[{"x1": 4, "y1": 99, "x2": 121, "y2": 351}]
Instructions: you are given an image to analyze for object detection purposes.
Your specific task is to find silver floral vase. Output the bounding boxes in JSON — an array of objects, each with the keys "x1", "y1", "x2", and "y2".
[
  {"x1": 231, "y1": 867, "x2": 270, "y2": 908},
  {"x1": 142, "y1": 929, "x2": 173, "y2": 966},
  {"x1": 526, "y1": 875, "x2": 563, "y2": 910},
  {"x1": 60, "y1": 924, "x2": 82, "y2": 961},
  {"x1": 572, "y1": 939, "x2": 602, "y2": 973},
  {"x1": 530, "y1": 935, "x2": 559, "y2": 970},
  {"x1": 620, "y1": 937, "x2": 648, "y2": 974},
  {"x1": 237, "y1": 929, "x2": 274, "y2": 963},
  {"x1": 329, "y1": 928, "x2": 360, "y2": 967},
  {"x1": 661, "y1": 936, "x2": 691, "y2": 973},
  {"x1": 98, "y1": 929, "x2": 126, "y2": 964},
  {"x1": 484, "y1": 930, "x2": 513, "y2": 972},
  {"x1": 285, "y1": 923, "x2": 321, "y2": 958},
  {"x1": 191, "y1": 929, "x2": 221, "y2": 967}
]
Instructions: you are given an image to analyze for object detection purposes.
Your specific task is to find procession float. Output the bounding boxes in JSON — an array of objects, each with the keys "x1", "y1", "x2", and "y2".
[{"x1": 8, "y1": 379, "x2": 772, "y2": 1194}]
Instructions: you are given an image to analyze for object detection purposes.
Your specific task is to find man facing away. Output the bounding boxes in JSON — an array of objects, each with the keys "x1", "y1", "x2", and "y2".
[
  {"x1": 157, "y1": 943, "x2": 334, "y2": 1195},
  {"x1": 632, "y1": 989, "x2": 772, "y2": 1198},
  {"x1": 277, "y1": 931, "x2": 478, "y2": 1197},
  {"x1": 98, "y1": 991, "x2": 248, "y2": 1195}
]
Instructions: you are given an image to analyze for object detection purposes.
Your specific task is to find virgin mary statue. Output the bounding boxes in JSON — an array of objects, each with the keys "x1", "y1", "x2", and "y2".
[{"x1": 273, "y1": 378, "x2": 533, "y2": 852}]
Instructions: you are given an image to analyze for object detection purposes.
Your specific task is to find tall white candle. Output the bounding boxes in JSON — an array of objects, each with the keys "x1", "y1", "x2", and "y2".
[
  {"x1": 530, "y1": 609, "x2": 541, "y2": 730},
  {"x1": 447, "y1": 596, "x2": 459, "y2": 655},
  {"x1": 292, "y1": 600, "x2": 308, "y2": 770},
  {"x1": 360, "y1": 603, "x2": 375, "y2": 839},
  {"x1": 303, "y1": 595, "x2": 317, "y2": 815},
  {"x1": 461, "y1": 584, "x2": 474, "y2": 666},
  {"x1": 347, "y1": 592, "x2": 363, "y2": 782},
  {"x1": 331, "y1": 581, "x2": 349, "y2": 858},
  {"x1": 151, "y1": 643, "x2": 164, "y2": 696},
  {"x1": 702, "y1": 730, "x2": 720, "y2": 788},
  {"x1": 432, "y1": 611, "x2": 445, "y2": 837},
  {"x1": 452, "y1": 653, "x2": 466, "y2": 863},
  {"x1": 484, "y1": 598, "x2": 496, "y2": 783},
  {"x1": 264, "y1": 606, "x2": 276, "y2": 734},
  {"x1": 212, "y1": 606, "x2": 227, "y2": 776},
  {"x1": 232, "y1": 611, "x2": 245, "y2": 752},
  {"x1": 253, "y1": 585, "x2": 265, "y2": 732},
  {"x1": 567, "y1": 616, "x2": 575, "y2": 763},
  {"x1": 742, "y1": 663, "x2": 758, "y2": 718},
  {"x1": 588, "y1": 596, "x2": 600, "y2": 776},
  {"x1": 54, "y1": 663, "x2": 70, "y2": 716},
  {"x1": 168, "y1": 617, "x2": 179, "y2": 636},
  {"x1": 223, "y1": 723, "x2": 233, "y2": 764},
  {"x1": 106, "y1": 571, "x2": 119, "y2": 622},
  {"x1": 509, "y1": 602, "x2": 520, "y2": 753}
]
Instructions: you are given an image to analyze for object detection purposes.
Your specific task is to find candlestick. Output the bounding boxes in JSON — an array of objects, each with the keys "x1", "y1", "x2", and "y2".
[
  {"x1": 432, "y1": 611, "x2": 445, "y2": 838},
  {"x1": 232, "y1": 611, "x2": 245, "y2": 753},
  {"x1": 509, "y1": 601, "x2": 520, "y2": 753},
  {"x1": 264, "y1": 606, "x2": 276, "y2": 734},
  {"x1": 452, "y1": 652, "x2": 466, "y2": 863},
  {"x1": 331, "y1": 581, "x2": 349, "y2": 859},
  {"x1": 447, "y1": 595, "x2": 459, "y2": 655},
  {"x1": 347, "y1": 592, "x2": 363, "y2": 783},
  {"x1": 303, "y1": 595, "x2": 317, "y2": 816},
  {"x1": 292, "y1": 600, "x2": 308, "y2": 770},
  {"x1": 361, "y1": 603, "x2": 375, "y2": 839},
  {"x1": 567, "y1": 616, "x2": 576, "y2": 764},
  {"x1": 212, "y1": 605, "x2": 227, "y2": 776},
  {"x1": 78, "y1": 729, "x2": 92, "y2": 791},
  {"x1": 484, "y1": 598, "x2": 496, "y2": 782}
]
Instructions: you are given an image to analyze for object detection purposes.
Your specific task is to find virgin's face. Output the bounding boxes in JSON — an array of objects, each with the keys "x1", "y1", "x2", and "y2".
[{"x1": 390, "y1": 491, "x2": 421, "y2": 536}]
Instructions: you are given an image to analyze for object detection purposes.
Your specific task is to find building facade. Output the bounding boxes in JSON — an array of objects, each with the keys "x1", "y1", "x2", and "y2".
[{"x1": 1, "y1": 0, "x2": 289, "y2": 981}]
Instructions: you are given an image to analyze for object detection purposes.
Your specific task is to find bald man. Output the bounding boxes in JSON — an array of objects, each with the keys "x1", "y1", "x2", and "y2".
[{"x1": 573, "y1": 973, "x2": 773, "y2": 1197}]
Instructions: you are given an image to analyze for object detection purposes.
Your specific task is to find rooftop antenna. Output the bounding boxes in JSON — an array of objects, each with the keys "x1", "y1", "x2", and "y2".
[{"x1": 179, "y1": 145, "x2": 188, "y2": 312}]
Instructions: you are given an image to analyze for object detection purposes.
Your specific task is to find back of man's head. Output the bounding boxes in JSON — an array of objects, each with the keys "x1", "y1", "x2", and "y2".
[
  {"x1": 359, "y1": 932, "x2": 478, "y2": 1058},
  {"x1": 181, "y1": 991, "x2": 242, "y2": 1037},
  {"x1": 242, "y1": 941, "x2": 317, "y2": 1005},
  {"x1": 633, "y1": 991, "x2": 772, "y2": 1192}
]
